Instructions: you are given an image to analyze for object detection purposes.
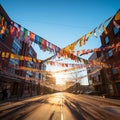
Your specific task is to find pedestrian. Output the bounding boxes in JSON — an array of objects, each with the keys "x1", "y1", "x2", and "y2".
[{"x1": 1, "y1": 88, "x2": 8, "y2": 100}]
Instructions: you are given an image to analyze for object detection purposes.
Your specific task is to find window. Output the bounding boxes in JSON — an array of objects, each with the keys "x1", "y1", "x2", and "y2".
[
  {"x1": 12, "y1": 39, "x2": 21, "y2": 54},
  {"x1": 0, "y1": 34, "x2": 5, "y2": 42},
  {"x1": 108, "y1": 50, "x2": 113, "y2": 57},
  {"x1": 112, "y1": 68, "x2": 118, "y2": 75},
  {"x1": 27, "y1": 62, "x2": 33, "y2": 68},
  {"x1": 29, "y1": 48, "x2": 34, "y2": 57},
  {"x1": 0, "y1": 34, "x2": 2, "y2": 39},
  {"x1": 26, "y1": 71, "x2": 33, "y2": 78},
  {"x1": 105, "y1": 36, "x2": 109, "y2": 44},
  {"x1": 113, "y1": 26, "x2": 119, "y2": 35},
  {"x1": 9, "y1": 58, "x2": 19, "y2": 65}
]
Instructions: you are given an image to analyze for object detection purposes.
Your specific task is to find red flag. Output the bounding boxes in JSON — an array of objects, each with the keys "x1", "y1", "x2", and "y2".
[
  {"x1": 30, "y1": 32, "x2": 34, "y2": 41},
  {"x1": 16, "y1": 24, "x2": 21, "y2": 38}
]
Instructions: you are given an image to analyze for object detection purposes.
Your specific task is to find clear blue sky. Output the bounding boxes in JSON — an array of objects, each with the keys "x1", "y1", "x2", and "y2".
[{"x1": 0, "y1": 0, "x2": 120, "y2": 85}]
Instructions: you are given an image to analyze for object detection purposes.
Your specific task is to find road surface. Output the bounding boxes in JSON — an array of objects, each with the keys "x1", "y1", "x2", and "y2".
[{"x1": 0, "y1": 92, "x2": 120, "y2": 120}]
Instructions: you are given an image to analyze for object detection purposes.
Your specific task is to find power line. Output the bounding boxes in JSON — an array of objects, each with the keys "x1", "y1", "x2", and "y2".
[{"x1": 13, "y1": 19, "x2": 93, "y2": 29}]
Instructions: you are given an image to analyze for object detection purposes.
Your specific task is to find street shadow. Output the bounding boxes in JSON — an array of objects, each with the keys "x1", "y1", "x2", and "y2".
[
  {"x1": 64, "y1": 100, "x2": 85, "y2": 120},
  {"x1": 64, "y1": 99, "x2": 96, "y2": 120},
  {"x1": 0, "y1": 98, "x2": 48, "y2": 119},
  {"x1": 48, "y1": 111, "x2": 55, "y2": 120}
]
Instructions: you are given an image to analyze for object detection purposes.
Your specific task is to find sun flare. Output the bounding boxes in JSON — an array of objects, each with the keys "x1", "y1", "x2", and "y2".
[{"x1": 53, "y1": 73, "x2": 66, "y2": 85}]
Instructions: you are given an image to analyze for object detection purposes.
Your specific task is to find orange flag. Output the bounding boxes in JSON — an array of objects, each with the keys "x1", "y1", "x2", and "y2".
[{"x1": 115, "y1": 11, "x2": 120, "y2": 21}]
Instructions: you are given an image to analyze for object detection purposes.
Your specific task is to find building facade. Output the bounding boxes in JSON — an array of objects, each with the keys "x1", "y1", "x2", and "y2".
[
  {"x1": 0, "y1": 5, "x2": 41, "y2": 100},
  {"x1": 88, "y1": 52, "x2": 106, "y2": 95},
  {"x1": 100, "y1": 9, "x2": 120, "y2": 96}
]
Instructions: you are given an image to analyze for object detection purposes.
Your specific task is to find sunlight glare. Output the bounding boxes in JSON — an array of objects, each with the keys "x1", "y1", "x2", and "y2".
[{"x1": 54, "y1": 73, "x2": 66, "y2": 85}]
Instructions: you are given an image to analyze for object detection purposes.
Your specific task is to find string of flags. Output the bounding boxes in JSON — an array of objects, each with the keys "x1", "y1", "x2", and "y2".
[
  {"x1": 69, "y1": 42, "x2": 120, "y2": 56},
  {"x1": 0, "y1": 13, "x2": 61, "y2": 55},
  {"x1": 1, "y1": 40, "x2": 120, "y2": 66},
  {"x1": 10, "y1": 62, "x2": 103, "y2": 75},
  {"x1": 62, "y1": 11, "x2": 120, "y2": 53},
  {"x1": 0, "y1": 10, "x2": 120, "y2": 64},
  {"x1": 0, "y1": 67, "x2": 44, "y2": 83},
  {"x1": 0, "y1": 13, "x2": 82, "y2": 62},
  {"x1": 62, "y1": 16, "x2": 113, "y2": 53},
  {"x1": 0, "y1": 51, "x2": 42, "y2": 63},
  {"x1": 0, "y1": 50, "x2": 108, "y2": 68}
]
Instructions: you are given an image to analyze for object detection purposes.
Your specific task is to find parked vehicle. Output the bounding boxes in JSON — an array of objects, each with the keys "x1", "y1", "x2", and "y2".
[{"x1": 84, "y1": 90, "x2": 100, "y2": 95}]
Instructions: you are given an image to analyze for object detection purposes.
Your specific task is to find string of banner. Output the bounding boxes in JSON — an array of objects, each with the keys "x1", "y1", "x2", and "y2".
[
  {"x1": 61, "y1": 11, "x2": 120, "y2": 53},
  {"x1": 0, "y1": 11, "x2": 120, "y2": 63}
]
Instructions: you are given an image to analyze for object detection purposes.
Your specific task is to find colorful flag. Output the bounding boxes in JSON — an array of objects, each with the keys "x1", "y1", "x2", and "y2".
[
  {"x1": 23, "y1": 28, "x2": 28, "y2": 39},
  {"x1": 2, "y1": 52, "x2": 5, "y2": 57},
  {"x1": 10, "y1": 23, "x2": 16, "y2": 35},
  {"x1": 115, "y1": 11, "x2": 120, "y2": 21},
  {"x1": 41, "y1": 39, "x2": 47, "y2": 50},
  {"x1": 70, "y1": 40, "x2": 79, "y2": 51},
  {"x1": 0, "y1": 26, "x2": 5, "y2": 34},
  {"x1": 93, "y1": 27, "x2": 97, "y2": 38},
  {"x1": 39, "y1": 37, "x2": 42, "y2": 45},
  {"x1": 5, "y1": 52, "x2": 10, "y2": 58},
  {"x1": 52, "y1": 44, "x2": 56, "y2": 53},
  {"x1": 105, "y1": 16, "x2": 113, "y2": 24},
  {"x1": 113, "y1": 20, "x2": 120, "y2": 29},
  {"x1": 102, "y1": 25, "x2": 108, "y2": 35},
  {"x1": 16, "y1": 24, "x2": 21, "y2": 38},
  {"x1": 98, "y1": 24, "x2": 102, "y2": 33},
  {"x1": 87, "y1": 31, "x2": 92, "y2": 40},
  {"x1": 30, "y1": 32, "x2": 34, "y2": 41},
  {"x1": 18, "y1": 30, "x2": 23, "y2": 41},
  {"x1": 10, "y1": 54, "x2": 15, "y2": 59},
  {"x1": 34, "y1": 35, "x2": 39, "y2": 44}
]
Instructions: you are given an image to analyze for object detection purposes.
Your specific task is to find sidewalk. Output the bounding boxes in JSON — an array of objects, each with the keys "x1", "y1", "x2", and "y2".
[
  {"x1": 81, "y1": 94, "x2": 120, "y2": 106},
  {"x1": 0, "y1": 95, "x2": 38, "y2": 107}
]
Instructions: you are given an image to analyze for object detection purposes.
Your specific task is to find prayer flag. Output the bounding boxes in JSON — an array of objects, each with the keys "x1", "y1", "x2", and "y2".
[
  {"x1": 113, "y1": 20, "x2": 120, "y2": 29},
  {"x1": 35, "y1": 35, "x2": 39, "y2": 44},
  {"x1": 98, "y1": 24, "x2": 102, "y2": 33},
  {"x1": 102, "y1": 25, "x2": 108, "y2": 35},
  {"x1": 115, "y1": 11, "x2": 120, "y2": 21},
  {"x1": 23, "y1": 28, "x2": 28, "y2": 39},
  {"x1": 30, "y1": 32, "x2": 34, "y2": 41},
  {"x1": 93, "y1": 27, "x2": 97, "y2": 38},
  {"x1": 39, "y1": 37, "x2": 42, "y2": 45}
]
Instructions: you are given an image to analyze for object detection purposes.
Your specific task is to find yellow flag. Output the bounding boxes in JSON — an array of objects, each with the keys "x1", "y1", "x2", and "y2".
[
  {"x1": 5, "y1": 52, "x2": 9, "y2": 58},
  {"x1": 2, "y1": 52, "x2": 5, "y2": 57},
  {"x1": 115, "y1": 11, "x2": 120, "y2": 21},
  {"x1": 69, "y1": 41, "x2": 77, "y2": 51},
  {"x1": 79, "y1": 36, "x2": 84, "y2": 46},
  {"x1": 87, "y1": 31, "x2": 92, "y2": 39},
  {"x1": 64, "y1": 46, "x2": 70, "y2": 52},
  {"x1": 33, "y1": 58, "x2": 36, "y2": 63},
  {"x1": 10, "y1": 54, "x2": 15, "y2": 59},
  {"x1": 28, "y1": 57, "x2": 32, "y2": 62},
  {"x1": 0, "y1": 26, "x2": 5, "y2": 34},
  {"x1": 102, "y1": 25, "x2": 108, "y2": 35},
  {"x1": 20, "y1": 56, "x2": 24, "y2": 60},
  {"x1": 93, "y1": 48, "x2": 97, "y2": 52}
]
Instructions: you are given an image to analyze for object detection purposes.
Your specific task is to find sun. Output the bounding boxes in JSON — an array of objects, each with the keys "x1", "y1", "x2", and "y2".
[
  {"x1": 53, "y1": 73, "x2": 66, "y2": 85},
  {"x1": 56, "y1": 78, "x2": 65, "y2": 85}
]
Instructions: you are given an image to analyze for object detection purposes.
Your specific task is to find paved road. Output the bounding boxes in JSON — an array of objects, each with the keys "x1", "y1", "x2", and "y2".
[{"x1": 0, "y1": 92, "x2": 120, "y2": 120}]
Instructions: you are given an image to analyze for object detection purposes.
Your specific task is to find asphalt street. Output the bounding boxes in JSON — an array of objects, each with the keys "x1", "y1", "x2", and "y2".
[{"x1": 0, "y1": 92, "x2": 120, "y2": 120}]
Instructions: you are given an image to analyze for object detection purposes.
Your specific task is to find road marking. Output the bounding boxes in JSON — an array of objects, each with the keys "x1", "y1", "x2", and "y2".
[{"x1": 60, "y1": 96, "x2": 64, "y2": 120}]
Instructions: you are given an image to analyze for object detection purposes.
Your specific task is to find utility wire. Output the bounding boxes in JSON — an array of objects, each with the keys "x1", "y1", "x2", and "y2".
[{"x1": 13, "y1": 19, "x2": 93, "y2": 29}]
